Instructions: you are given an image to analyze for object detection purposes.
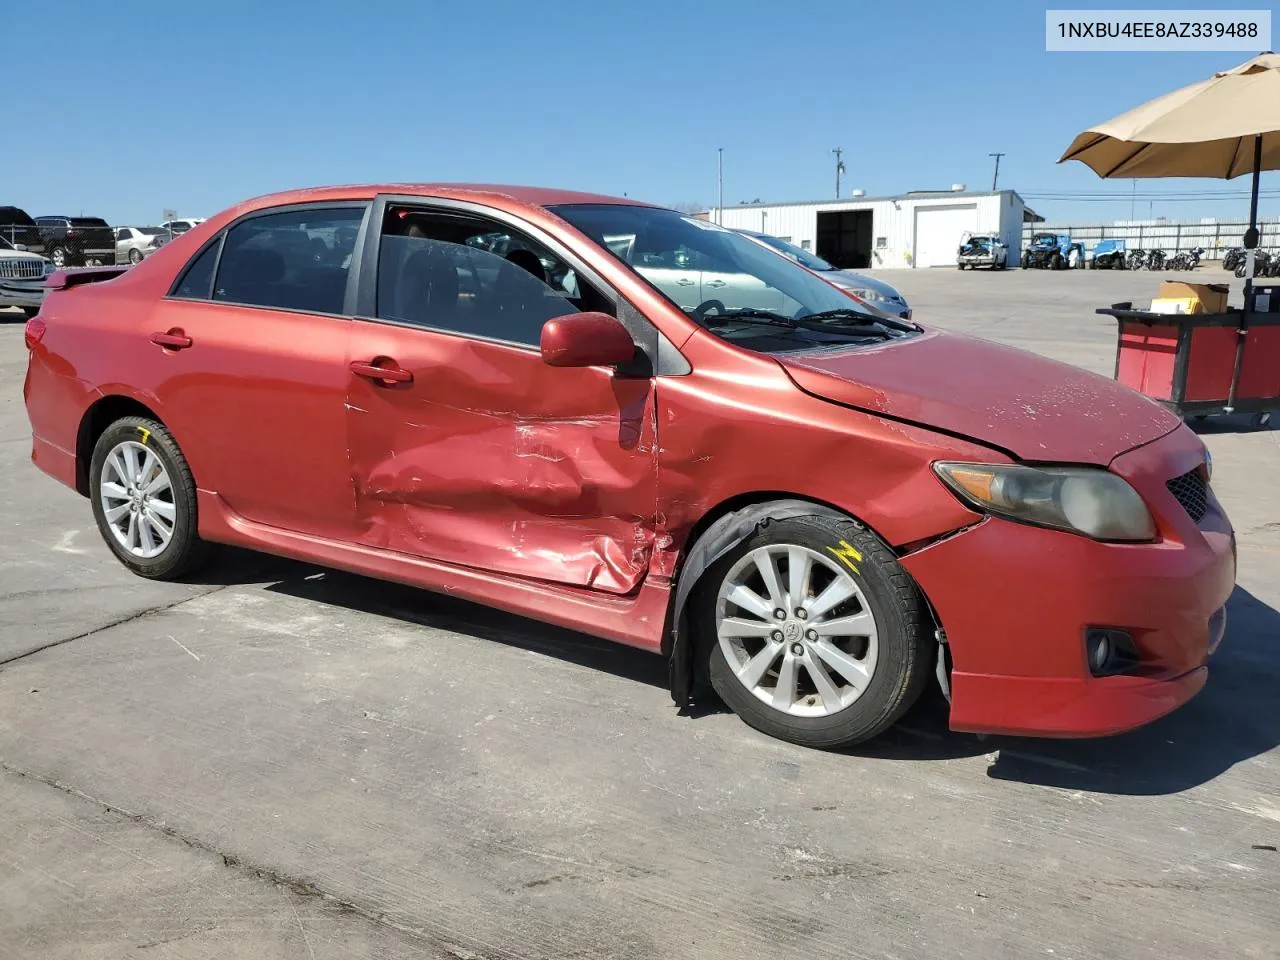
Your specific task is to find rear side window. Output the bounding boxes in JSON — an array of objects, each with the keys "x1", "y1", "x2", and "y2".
[
  {"x1": 212, "y1": 207, "x2": 365, "y2": 315},
  {"x1": 173, "y1": 239, "x2": 221, "y2": 299}
]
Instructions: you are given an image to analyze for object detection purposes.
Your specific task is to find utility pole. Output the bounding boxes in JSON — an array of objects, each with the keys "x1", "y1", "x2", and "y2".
[
  {"x1": 717, "y1": 148, "x2": 724, "y2": 225},
  {"x1": 988, "y1": 152, "x2": 1005, "y2": 191},
  {"x1": 1130, "y1": 179, "x2": 1136, "y2": 220},
  {"x1": 833, "y1": 147, "x2": 845, "y2": 198}
]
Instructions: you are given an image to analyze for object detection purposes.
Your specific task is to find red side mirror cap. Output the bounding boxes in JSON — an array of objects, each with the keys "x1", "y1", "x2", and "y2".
[{"x1": 540, "y1": 311, "x2": 636, "y2": 368}]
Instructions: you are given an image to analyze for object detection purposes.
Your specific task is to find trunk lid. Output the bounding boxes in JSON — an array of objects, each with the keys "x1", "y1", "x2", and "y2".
[{"x1": 777, "y1": 328, "x2": 1181, "y2": 465}]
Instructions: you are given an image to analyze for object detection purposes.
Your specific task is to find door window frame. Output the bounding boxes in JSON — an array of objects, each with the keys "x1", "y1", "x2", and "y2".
[
  {"x1": 163, "y1": 200, "x2": 373, "y2": 318},
  {"x1": 354, "y1": 194, "x2": 672, "y2": 373}
]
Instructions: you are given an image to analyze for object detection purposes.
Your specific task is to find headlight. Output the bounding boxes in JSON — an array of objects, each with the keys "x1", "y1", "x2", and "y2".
[
  {"x1": 1203, "y1": 447, "x2": 1212, "y2": 482},
  {"x1": 847, "y1": 287, "x2": 887, "y2": 304},
  {"x1": 933, "y1": 462, "x2": 1156, "y2": 542}
]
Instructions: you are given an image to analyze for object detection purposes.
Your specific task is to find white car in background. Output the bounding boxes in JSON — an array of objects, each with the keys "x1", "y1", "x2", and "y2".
[
  {"x1": 159, "y1": 218, "x2": 205, "y2": 236},
  {"x1": 0, "y1": 235, "x2": 55, "y2": 318},
  {"x1": 734, "y1": 230, "x2": 912, "y2": 319},
  {"x1": 115, "y1": 226, "x2": 171, "y2": 264}
]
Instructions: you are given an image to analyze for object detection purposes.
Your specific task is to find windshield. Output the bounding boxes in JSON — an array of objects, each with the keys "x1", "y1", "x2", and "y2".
[
  {"x1": 552, "y1": 204, "x2": 909, "y2": 352},
  {"x1": 747, "y1": 232, "x2": 837, "y2": 272},
  {"x1": 1033, "y1": 234, "x2": 1057, "y2": 245}
]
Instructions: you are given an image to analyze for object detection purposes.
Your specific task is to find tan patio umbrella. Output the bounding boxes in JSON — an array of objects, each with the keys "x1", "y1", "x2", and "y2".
[{"x1": 1059, "y1": 52, "x2": 1280, "y2": 282}]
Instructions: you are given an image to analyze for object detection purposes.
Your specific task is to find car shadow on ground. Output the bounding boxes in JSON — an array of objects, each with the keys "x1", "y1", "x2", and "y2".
[{"x1": 206, "y1": 550, "x2": 1278, "y2": 798}]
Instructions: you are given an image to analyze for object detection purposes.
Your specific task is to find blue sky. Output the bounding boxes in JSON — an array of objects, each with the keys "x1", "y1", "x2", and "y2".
[{"x1": 7, "y1": 0, "x2": 1273, "y2": 225}]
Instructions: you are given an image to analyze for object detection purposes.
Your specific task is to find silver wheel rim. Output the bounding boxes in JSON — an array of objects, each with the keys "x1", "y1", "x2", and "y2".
[
  {"x1": 129, "y1": 249, "x2": 141, "y2": 263},
  {"x1": 99, "y1": 440, "x2": 176, "y2": 559},
  {"x1": 51, "y1": 248, "x2": 65, "y2": 267},
  {"x1": 716, "y1": 544, "x2": 879, "y2": 718}
]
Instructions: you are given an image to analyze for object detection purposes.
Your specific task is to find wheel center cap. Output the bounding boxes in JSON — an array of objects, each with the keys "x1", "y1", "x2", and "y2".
[{"x1": 782, "y1": 620, "x2": 803, "y2": 642}]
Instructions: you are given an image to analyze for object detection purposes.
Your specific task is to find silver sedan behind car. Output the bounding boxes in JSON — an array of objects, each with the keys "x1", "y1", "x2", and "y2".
[{"x1": 735, "y1": 229, "x2": 911, "y2": 319}]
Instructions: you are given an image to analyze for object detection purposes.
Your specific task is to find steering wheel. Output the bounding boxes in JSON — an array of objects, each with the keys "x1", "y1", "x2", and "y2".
[{"x1": 692, "y1": 299, "x2": 726, "y2": 321}]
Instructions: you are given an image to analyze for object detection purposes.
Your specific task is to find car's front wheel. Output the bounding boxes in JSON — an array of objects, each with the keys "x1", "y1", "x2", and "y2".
[
  {"x1": 701, "y1": 515, "x2": 933, "y2": 749},
  {"x1": 89, "y1": 416, "x2": 213, "y2": 579},
  {"x1": 47, "y1": 246, "x2": 67, "y2": 269}
]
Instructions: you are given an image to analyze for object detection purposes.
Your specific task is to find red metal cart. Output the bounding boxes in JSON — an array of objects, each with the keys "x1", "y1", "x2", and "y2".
[{"x1": 1100, "y1": 282, "x2": 1280, "y2": 429}]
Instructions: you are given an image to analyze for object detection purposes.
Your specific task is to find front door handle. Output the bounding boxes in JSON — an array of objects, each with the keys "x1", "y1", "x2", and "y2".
[
  {"x1": 350, "y1": 359, "x2": 413, "y2": 385},
  {"x1": 150, "y1": 329, "x2": 193, "y2": 349},
  {"x1": 705, "y1": 279, "x2": 726, "y2": 289},
  {"x1": 675, "y1": 277, "x2": 695, "y2": 286}
]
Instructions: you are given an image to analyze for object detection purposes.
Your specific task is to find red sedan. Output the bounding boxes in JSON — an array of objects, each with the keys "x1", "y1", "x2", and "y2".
[{"x1": 22, "y1": 185, "x2": 1235, "y2": 749}]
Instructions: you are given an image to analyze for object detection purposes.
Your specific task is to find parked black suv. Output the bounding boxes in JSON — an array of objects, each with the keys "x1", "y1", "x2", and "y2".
[
  {"x1": 0, "y1": 206, "x2": 43, "y2": 253},
  {"x1": 35, "y1": 216, "x2": 116, "y2": 268}
]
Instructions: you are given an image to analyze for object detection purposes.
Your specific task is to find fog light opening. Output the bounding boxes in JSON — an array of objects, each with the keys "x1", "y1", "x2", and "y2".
[{"x1": 1085, "y1": 628, "x2": 1139, "y2": 677}]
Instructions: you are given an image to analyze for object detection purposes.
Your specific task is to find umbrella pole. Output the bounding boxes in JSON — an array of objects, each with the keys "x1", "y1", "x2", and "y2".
[{"x1": 1227, "y1": 135, "x2": 1263, "y2": 413}]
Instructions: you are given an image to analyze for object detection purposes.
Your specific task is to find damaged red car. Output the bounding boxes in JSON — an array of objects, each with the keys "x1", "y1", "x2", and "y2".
[{"x1": 23, "y1": 185, "x2": 1236, "y2": 749}]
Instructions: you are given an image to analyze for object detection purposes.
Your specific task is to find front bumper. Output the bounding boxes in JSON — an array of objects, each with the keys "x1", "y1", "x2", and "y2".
[
  {"x1": 903, "y1": 425, "x2": 1236, "y2": 738},
  {"x1": 0, "y1": 278, "x2": 47, "y2": 309}
]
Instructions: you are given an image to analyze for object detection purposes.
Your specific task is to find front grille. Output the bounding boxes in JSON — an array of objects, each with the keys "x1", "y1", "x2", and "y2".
[
  {"x1": 0, "y1": 258, "x2": 45, "y2": 280},
  {"x1": 1167, "y1": 468, "x2": 1208, "y2": 523}
]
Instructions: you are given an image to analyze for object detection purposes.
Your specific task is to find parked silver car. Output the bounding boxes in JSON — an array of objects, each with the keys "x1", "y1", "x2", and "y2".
[
  {"x1": 735, "y1": 230, "x2": 911, "y2": 319},
  {"x1": 115, "y1": 226, "x2": 170, "y2": 265},
  {"x1": 0, "y1": 235, "x2": 54, "y2": 318}
]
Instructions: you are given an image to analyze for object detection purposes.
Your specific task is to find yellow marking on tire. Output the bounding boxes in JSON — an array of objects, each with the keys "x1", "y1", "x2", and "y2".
[
  {"x1": 137, "y1": 427, "x2": 151, "y2": 445},
  {"x1": 827, "y1": 540, "x2": 862, "y2": 573}
]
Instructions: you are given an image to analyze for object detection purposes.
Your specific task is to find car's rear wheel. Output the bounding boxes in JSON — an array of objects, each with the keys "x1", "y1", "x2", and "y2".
[
  {"x1": 89, "y1": 417, "x2": 212, "y2": 579},
  {"x1": 128, "y1": 247, "x2": 143, "y2": 264},
  {"x1": 700, "y1": 515, "x2": 933, "y2": 749}
]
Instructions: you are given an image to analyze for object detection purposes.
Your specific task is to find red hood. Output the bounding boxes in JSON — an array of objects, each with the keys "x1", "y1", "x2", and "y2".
[{"x1": 778, "y1": 329, "x2": 1181, "y2": 465}]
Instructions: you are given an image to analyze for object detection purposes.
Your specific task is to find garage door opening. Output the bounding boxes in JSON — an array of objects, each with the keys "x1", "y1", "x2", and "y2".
[
  {"x1": 816, "y1": 210, "x2": 873, "y2": 269},
  {"x1": 913, "y1": 204, "x2": 979, "y2": 268}
]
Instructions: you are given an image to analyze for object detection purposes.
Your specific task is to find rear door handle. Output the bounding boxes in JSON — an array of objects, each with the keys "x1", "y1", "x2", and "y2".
[
  {"x1": 150, "y1": 329, "x2": 193, "y2": 349},
  {"x1": 705, "y1": 279, "x2": 726, "y2": 288},
  {"x1": 350, "y1": 359, "x2": 413, "y2": 385},
  {"x1": 675, "y1": 277, "x2": 695, "y2": 286}
]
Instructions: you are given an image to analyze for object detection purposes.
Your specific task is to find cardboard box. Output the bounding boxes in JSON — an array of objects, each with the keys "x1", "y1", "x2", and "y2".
[{"x1": 1155, "y1": 281, "x2": 1229, "y2": 315}]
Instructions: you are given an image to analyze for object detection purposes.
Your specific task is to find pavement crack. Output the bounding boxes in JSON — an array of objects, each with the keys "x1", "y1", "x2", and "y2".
[
  {"x1": 0, "y1": 586, "x2": 229, "y2": 669},
  {"x1": 0, "y1": 760, "x2": 510, "y2": 959}
]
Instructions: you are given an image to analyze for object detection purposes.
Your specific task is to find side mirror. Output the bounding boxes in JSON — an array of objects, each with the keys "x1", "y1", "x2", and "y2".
[{"x1": 540, "y1": 311, "x2": 636, "y2": 368}]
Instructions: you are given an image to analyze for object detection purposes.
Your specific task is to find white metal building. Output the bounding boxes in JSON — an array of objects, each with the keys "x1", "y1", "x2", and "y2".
[{"x1": 709, "y1": 189, "x2": 1035, "y2": 269}]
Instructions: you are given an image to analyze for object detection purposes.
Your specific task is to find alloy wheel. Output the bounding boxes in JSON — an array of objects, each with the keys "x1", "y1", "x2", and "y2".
[
  {"x1": 99, "y1": 440, "x2": 176, "y2": 559},
  {"x1": 715, "y1": 544, "x2": 879, "y2": 718}
]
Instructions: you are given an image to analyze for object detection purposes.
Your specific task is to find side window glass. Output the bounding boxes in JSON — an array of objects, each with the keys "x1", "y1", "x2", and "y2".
[
  {"x1": 376, "y1": 209, "x2": 610, "y2": 346},
  {"x1": 172, "y1": 239, "x2": 221, "y2": 299},
  {"x1": 212, "y1": 207, "x2": 365, "y2": 314}
]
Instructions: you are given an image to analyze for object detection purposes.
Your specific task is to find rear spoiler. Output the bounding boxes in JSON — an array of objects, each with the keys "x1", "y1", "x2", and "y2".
[{"x1": 46, "y1": 265, "x2": 130, "y2": 290}]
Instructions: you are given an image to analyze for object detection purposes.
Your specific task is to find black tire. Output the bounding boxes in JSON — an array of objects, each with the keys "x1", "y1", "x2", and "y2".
[
  {"x1": 1050, "y1": 252, "x2": 1064, "y2": 270},
  {"x1": 47, "y1": 245, "x2": 68, "y2": 269},
  {"x1": 699, "y1": 514, "x2": 933, "y2": 750},
  {"x1": 20, "y1": 306, "x2": 40, "y2": 319},
  {"x1": 1021, "y1": 252, "x2": 1030, "y2": 269},
  {"x1": 89, "y1": 416, "x2": 213, "y2": 579},
  {"x1": 957, "y1": 262, "x2": 965, "y2": 270}
]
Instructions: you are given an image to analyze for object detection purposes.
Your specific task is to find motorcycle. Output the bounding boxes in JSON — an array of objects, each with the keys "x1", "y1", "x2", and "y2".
[
  {"x1": 1145, "y1": 249, "x2": 1167, "y2": 270},
  {"x1": 1223, "y1": 247, "x2": 1245, "y2": 271},
  {"x1": 1236, "y1": 249, "x2": 1274, "y2": 278},
  {"x1": 1126, "y1": 249, "x2": 1147, "y2": 271}
]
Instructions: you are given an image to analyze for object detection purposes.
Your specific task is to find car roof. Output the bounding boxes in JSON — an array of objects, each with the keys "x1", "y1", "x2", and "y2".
[{"x1": 234, "y1": 183, "x2": 654, "y2": 214}]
